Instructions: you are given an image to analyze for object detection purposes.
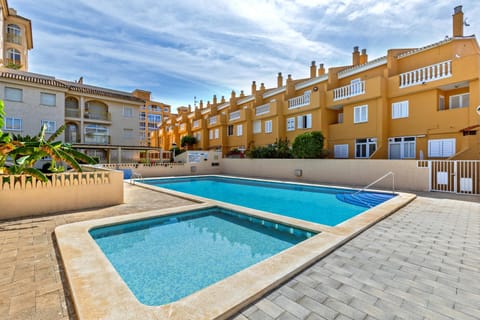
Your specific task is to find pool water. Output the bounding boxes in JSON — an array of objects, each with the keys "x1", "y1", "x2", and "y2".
[
  {"x1": 143, "y1": 176, "x2": 395, "y2": 226},
  {"x1": 90, "y1": 207, "x2": 313, "y2": 306}
]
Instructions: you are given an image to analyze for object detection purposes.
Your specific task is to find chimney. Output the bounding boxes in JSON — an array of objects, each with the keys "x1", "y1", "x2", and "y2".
[
  {"x1": 230, "y1": 90, "x2": 236, "y2": 99},
  {"x1": 213, "y1": 94, "x2": 217, "y2": 105},
  {"x1": 240, "y1": 90, "x2": 245, "y2": 97},
  {"x1": 221, "y1": 95, "x2": 225, "y2": 103},
  {"x1": 188, "y1": 105, "x2": 192, "y2": 112},
  {"x1": 352, "y1": 46, "x2": 360, "y2": 66},
  {"x1": 359, "y1": 49, "x2": 368, "y2": 64},
  {"x1": 453, "y1": 5, "x2": 464, "y2": 37},
  {"x1": 199, "y1": 100, "x2": 204, "y2": 109},
  {"x1": 78, "y1": 76, "x2": 84, "y2": 84},
  {"x1": 251, "y1": 81, "x2": 257, "y2": 95},
  {"x1": 310, "y1": 61, "x2": 316, "y2": 78},
  {"x1": 277, "y1": 72, "x2": 283, "y2": 87},
  {"x1": 318, "y1": 63, "x2": 325, "y2": 76},
  {"x1": 260, "y1": 82, "x2": 266, "y2": 93}
]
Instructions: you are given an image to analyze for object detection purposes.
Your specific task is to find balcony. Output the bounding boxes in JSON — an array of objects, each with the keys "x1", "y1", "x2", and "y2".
[
  {"x1": 229, "y1": 110, "x2": 241, "y2": 121},
  {"x1": 255, "y1": 103, "x2": 270, "y2": 116},
  {"x1": 209, "y1": 117, "x2": 217, "y2": 125},
  {"x1": 84, "y1": 134, "x2": 111, "y2": 145},
  {"x1": 65, "y1": 108, "x2": 80, "y2": 118},
  {"x1": 399, "y1": 60, "x2": 452, "y2": 88},
  {"x1": 288, "y1": 91, "x2": 311, "y2": 109},
  {"x1": 84, "y1": 112, "x2": 111, "y2": 122},
  {"x1": 333, "y1": 81, "x2": 365, "y2": 101},
  {"x1": 193, "y1": 120, "x2": 200, "y2": 128}
]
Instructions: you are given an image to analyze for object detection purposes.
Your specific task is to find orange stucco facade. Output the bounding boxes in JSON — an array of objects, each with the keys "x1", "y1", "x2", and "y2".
[{"x1": 153, "y1": 6, "x2": 480, "y2": 160}]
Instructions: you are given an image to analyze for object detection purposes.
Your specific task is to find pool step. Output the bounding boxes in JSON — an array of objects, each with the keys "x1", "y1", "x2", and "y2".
[{"x1": 336, "y1": 192, "x2": 394, "y2": 208}]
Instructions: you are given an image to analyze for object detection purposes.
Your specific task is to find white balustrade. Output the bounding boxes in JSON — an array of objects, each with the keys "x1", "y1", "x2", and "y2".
[
  {"x1": 288, "y1": 91, "x2": 311, "y2": 109},
  {"x1": 399, "y1": 60, "x2": 452, "y2": 88},
  {"x1": 333, "y1": 81, "x2": 365, "y2": 101},
  {"x1": 256, "y1": 103, "x2": 270, "y2": 115},
  {"x1": 209, "y1": 117, "x2": 217, "y2": 125}
]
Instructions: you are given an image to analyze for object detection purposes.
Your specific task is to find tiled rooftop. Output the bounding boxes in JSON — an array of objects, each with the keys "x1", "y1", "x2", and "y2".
[{"x1": 0, "y1": 185, "x2": 478, "y2": 320}]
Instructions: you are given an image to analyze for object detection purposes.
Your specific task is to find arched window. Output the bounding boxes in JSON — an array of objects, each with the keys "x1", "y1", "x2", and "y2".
[
  {"x1": 65, "y1": 123, "x2": 79, "y2": 143},
  {"x1": 65, "y1": 97, "x2": 79, "y2": 109},
  {"x1": 85, "y1": 100, "x2": 109, "y2": 121},
  {"x1": 6, "y1": 48, "x2": 21, "y2": 65},
  {"x1": 6, "y1": 24, "x2": 21, "y2": 44}
]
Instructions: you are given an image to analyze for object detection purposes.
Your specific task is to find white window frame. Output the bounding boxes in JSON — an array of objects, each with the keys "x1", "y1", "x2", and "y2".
[
  {"x1": 123, "y1": 106, "x2": 134, "y2": 118},
  {"x1": 4, "y1": 117, "x2": 22, "y2": 131},
  {"x1": 388, "y1": 136, "x2": 416, "y2": 159},
  {"x1": 428, "y1": 138, "x2": 456, "y2": 158},
  {"x1": 209, "y1": 129, "x2": 213, "y2": 140},
  {"x1": 286, "y1": 117, "x2": 295, "y2": 131},
  {"x1": 353, "y1": 105, "x2": 368, "y2": 123},
  {"x1": 265, "y1": 120, "x2": 273, "y2": 133},
  {"x1": 237, "y1": 124, "x2": 243, "y2": 136},
  {"x1": 122, "y1": 128, "x2": 134, "y2": 139},
  {"x1": 214, "y1": 128, "x2": 219, "y2": 139},
  {"x1": 449, "y1": 93, "x2": 469, "y2": 109},
  {"x1": 392, "y1": 101, "x2": 409, "y2": 119},
  {"x1": 334, "y1": 144, "x2": 349, "y2": 159},
  {"x1": 253, "y1": 120, "x2": 261, "y2": 134},
  {"x1": 297, "y1": 114, "x2": 312, "y2": 129},
  {"x1": 227, "y1": 125, "x2": 234, "y2": 136},
  {"x1": 40, "y1": 120, "x2": 56, "y2": 133},
  {"x1": 40, "y1": 92, "x2": 56, "y2": 107},
  {"x1": 355, "y1": 138, "x2": 377, "y2": 158},
  {"x1": 4, "y1": 87, "x2": 22, "y2": 102}
]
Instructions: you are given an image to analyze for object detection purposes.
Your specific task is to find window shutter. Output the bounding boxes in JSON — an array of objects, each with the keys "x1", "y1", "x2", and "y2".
[
  {"x1": 306, "y1": 114, "x2": 312, "y2": 128},
  {"x1": 297, "y1": 116, "x2": 303, "y2": 129}
]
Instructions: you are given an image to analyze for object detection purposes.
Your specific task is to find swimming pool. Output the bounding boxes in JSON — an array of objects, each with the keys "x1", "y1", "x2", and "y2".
[
  {"x1": 141, "y1": 176, "x2": 396, "y2": 226},
  {"x1": 90, "y1": 206, "x2": 314, "y2": 306}
]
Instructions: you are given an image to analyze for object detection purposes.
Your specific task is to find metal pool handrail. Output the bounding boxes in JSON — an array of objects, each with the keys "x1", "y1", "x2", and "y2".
[{"x1": 353, "y1": 171, "x2": 395, "y2": 196}]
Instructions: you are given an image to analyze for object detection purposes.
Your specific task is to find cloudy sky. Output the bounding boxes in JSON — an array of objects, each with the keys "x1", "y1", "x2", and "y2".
[{"x1": 13, "y1": 0, "x2": 480, "y2": 109}]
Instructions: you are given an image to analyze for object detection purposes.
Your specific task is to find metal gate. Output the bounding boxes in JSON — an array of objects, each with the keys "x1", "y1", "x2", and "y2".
[{"x1": 418, "y1": 160, "x2": 480, "y2": 194}]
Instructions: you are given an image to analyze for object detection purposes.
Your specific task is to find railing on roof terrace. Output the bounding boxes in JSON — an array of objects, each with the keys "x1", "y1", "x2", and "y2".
[
  {"x1": 333, "y1": 81, "x2": 365, "y2": 101},
  {"x1": 65, "y1": 108, "x2": 80, "y2": 118},
  {"x1": 288, "y1": 91, "x2": 311, "y2": 109},
  {"x1": 256, "y1": 103, "x2": 270, "y2": 115},
  {"x1": 399, "y1": 60, "x2": 452, "y2": 88},
  {"x1": 193, "y1": 120, "x2": 199, "y2": 128},
  {"x1": 229, "y1": 110, "x2": 241, "y2": 121},
  {"x1": 209, "y1": 116, "x2": 217, "y2": 125}
]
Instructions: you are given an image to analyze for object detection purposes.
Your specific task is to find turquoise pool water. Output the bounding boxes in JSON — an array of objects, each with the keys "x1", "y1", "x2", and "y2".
[
  {"x1": 90, "y1": 207, "x2": 313, "y2": 306},
  {"x1": 142, "y1": 176, "x2": 395, "y2": 226}
]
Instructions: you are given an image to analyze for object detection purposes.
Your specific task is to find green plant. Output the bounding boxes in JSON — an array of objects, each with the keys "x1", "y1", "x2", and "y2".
[
  {"x1": 291, "y1": 131, "x2": 325, "y2": 159},
  {"x1": 246, "y1": 138, "x2": 292, "y2": 159},
  {"x1": 180, "y1": 135, "x2": 197, "y2": 149}
]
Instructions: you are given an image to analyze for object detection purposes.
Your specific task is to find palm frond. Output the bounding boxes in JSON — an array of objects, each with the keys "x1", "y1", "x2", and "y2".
[{"x1": 47, "y1": 124, "x2": 66, "y2": 143}]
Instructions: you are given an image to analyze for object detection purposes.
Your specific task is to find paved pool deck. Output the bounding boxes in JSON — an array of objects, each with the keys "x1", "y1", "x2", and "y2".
[{"x1": 0, "y1": 183, "x2": 478, "y2": 320}]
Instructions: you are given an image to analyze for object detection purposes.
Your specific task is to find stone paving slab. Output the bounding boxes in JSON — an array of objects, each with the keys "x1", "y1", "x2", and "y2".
[{"x1": 0, "y1": 183, "x2": 478, "y2": 320}]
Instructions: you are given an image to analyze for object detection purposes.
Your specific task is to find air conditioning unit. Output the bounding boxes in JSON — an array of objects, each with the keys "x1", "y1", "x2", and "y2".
[{"x1": 294, "y1": 169, "x2": 303, "y2": 177}]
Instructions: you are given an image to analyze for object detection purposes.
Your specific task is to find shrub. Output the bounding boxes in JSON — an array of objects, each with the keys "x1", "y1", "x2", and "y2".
[
  {"x1": 246, "y1": 138, "x2": 292, "y2": 159},
  {"x1": 292, "y1": 131, "x2": 325, "y2": 158}
]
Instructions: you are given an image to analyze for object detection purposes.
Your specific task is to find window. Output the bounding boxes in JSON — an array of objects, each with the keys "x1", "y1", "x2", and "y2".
[
  {"x1": 40, "y1": 93, "x2": 56, "y2": 106},
  {"x1": 265, "y1": 120, "x2": 272, "y2": 133},
  {"x1": 237, "y1": 124, "x2": 243, "y2": 136},
  {"x1": 7, "y1": 24, "x2": 21, "y2": 44},
  {"x1": 214, "y1": 128, "x2": 219, "y2": 139},
  {"x1": 5, "y1": 87, "x2": 22, "y2": 102},
  {"x1": 40, "y1": 120, "x2": 56, "y2": 133},
  {"x1": 227, "y1": 125, "x2": 234, "y2": 136},
  {"x1": 334, "y1": 144, "x2": 348, "y2": 159},
  {"x1": 355, "y1": 138, "x2": 377, "y2": 158},
  {"x1": 139, "y1": 112, "x2": 146, "y2": 121},
  {"x1": 123, "y1": 128, "x2": 134, "y2": 139},
  {"x1": 164, "y1": 107, "x2": 169, "y2": 112},
  {"x1": 194, "y1": 132, "x2": 201, "y2": 142},
  {"x1": 4, "y1": 117, "x2": 22, "y2": 131},
  {"x1": 253, "y1": 120, "x2": 261, "y2": 133},
  {"x1": 123, "y1": 107, "x2": 134, "y2": 118},
  {"x1": 392, "y1": 101, "x2": 409, "y2": 119},
  {"x1": 354, "y1": 105, "x2": 368, "y2": 123},
  {"x1": 388, "y1": 137, "x2": 416, "y2": 159},
  {"x1": 438, "y1": 95, "x2": 445, "y2": 111},
  {"x1": 148, "y1": 114, "x2": 162, "y2": 123},
  {"x1": 297, "y1": 114, "x2": 312, "y2": 129},
  {"x1": 286, "y1": 117, "x2": 295, "y2": 131},
  {"x1": 449, "y1": 93, "x2": 469, "y2": 109},
  {"x1": 428, "y1": 139, "x2": 455, "y2": 158},
  {"x1": 6, "y1": 48, "x2": 21, "y2": 65},
  {"x1": 209, "y1": 129, "x2": 213, "y2": 140},
  {"x1": 338, "y1": 113, "x2": 344, "y2": 124}
]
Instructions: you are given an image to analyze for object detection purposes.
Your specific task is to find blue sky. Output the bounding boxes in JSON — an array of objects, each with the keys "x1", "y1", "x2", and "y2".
[{"x1": 13, "y1": 0, "x2": 480, "y2": 110}]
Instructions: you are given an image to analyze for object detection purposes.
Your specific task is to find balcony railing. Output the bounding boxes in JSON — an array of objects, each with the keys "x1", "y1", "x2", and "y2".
[
  {"x1": 65, "y1": 108, "x2": 80, "y2": 118},
  {"x1": 288, "y1": 91, "x2": 311, "y2": 109},
  {"x1": 179, "y1": 123, "x2": 186, "y2": 131},
  {"x1": 256, "y1": 103, "x2": 270, "y2": 115},
  {"x1": 229, "y1": 110, "x2": 241, "y2": 121},
  {"x1": 84, "y1": 135, "x2": 111, "y2": 145},
  {"x1": 333, "y1": 81, "x2": 365, "y2": 101},
  {"x1": 399, "y1": 60, "x2": 452, "y2": 88},
  {"x1": 193, "y1": 120, "x2": 199, "y2": 128},
  {"x1": 6, "y1": 33, "x2": 21, "y2": 44},
  {"x1": 84, "y1": 112, "x2": 111, "y2": 121},
  {"x1": 209, "y1": 117, "x2": 217, "y2": 125}
]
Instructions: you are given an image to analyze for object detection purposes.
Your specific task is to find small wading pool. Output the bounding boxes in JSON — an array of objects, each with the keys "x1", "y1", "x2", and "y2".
[
  {"x1": 90, "y1": 206, "x2": 315, "y2": 306},
  {"x1": 139, "y1": 176, "x2": 397, "y2": 226}
]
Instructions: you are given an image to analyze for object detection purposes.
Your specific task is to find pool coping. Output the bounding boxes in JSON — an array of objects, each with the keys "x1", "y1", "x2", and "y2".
[{"x1": 55, "y1": 176, "x2": 416, "y2": 320}]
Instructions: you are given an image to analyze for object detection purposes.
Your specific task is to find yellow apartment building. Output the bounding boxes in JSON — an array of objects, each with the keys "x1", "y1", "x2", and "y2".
[
  {"x1": 0, "y1": 0, "x2": 33, "y2": 71},
  {"x1": 154, "y1": 6, "x2": 480, "y2": 161}
]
